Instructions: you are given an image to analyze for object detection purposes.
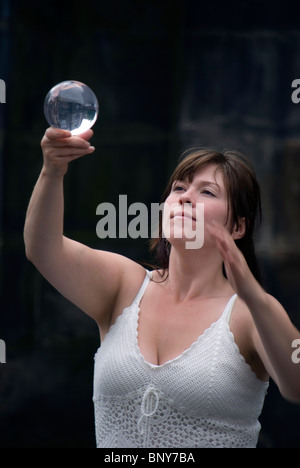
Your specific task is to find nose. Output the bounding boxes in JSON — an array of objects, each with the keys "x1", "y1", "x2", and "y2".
[{"x1": 179, "y1": 188, "x2": 193, "y2": 206}]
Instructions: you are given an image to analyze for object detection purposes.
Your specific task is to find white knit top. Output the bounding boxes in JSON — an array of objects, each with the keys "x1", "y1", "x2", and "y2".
[{"x1": 93, "y1": 270, "x2": 269, "y2": 448}]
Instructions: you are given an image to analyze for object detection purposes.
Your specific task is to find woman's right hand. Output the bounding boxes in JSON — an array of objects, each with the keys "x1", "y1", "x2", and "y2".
[
  {"x1": 41, "y1": 127, "x2": 95, "y2": 176},
  {"x1": 26, "y1": 126, "x2": 145, "y2": 329}
]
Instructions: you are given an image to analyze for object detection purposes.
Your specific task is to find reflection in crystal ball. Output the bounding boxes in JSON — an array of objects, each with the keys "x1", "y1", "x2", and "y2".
[{"x1": 44, "y1": 80, "x2": 99, "y2": 135}]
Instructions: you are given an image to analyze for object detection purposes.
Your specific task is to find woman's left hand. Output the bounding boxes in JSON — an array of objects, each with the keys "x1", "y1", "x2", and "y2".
[
  {"x1": 206, "y1": 221, "x2": 263, "y2": 304},
  {"x1": 208, "y1": 222, "x2": 300, "y2": 403}
]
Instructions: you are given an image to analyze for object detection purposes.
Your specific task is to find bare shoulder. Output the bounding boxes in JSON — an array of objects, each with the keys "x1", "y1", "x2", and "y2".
[
  {"x1": 230, "y1": 296, "x2": 255, "y2": 339},
  {"x1": 106, "y1": 254, "x2": 148, "y2": 327}
]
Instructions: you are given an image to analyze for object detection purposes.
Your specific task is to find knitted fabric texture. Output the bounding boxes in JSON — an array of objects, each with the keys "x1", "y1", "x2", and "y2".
[{"x1": 93, "y1": 271, "x2": 269, "y2": 448}]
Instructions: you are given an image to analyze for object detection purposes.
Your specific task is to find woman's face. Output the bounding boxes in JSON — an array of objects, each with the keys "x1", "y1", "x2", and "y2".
[{"x1": 162, "y1": 164, "x2": 229, "y2": 249}]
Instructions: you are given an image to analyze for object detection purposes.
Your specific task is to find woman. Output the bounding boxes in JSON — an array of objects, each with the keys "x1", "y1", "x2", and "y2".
[{"x1": 24, "y1": 128, "x2": 300, "y2": 448}]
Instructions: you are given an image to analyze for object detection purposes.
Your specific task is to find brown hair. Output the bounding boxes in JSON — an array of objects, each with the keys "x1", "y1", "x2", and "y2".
[{"x1": 149, "y1": 148, "x2": 263, "y2": 284}]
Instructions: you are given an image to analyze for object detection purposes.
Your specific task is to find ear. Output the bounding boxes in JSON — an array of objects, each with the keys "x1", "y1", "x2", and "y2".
[{"x1": 232, "y1": 217, "x2": 246, "y2": 240}]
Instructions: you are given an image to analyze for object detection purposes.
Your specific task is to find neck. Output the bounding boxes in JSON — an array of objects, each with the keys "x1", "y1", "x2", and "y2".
[{"x1": 165, "y1": 244, "x2": 231, "y2": 302}]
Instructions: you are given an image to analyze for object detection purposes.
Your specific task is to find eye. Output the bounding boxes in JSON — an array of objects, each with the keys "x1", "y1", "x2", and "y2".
[
  {"x1": 202, "y1": 189, "x2": 216, "y2": 197},
  {"x1": 173, "y1": 184, "x2": 186, "y2": 192}
]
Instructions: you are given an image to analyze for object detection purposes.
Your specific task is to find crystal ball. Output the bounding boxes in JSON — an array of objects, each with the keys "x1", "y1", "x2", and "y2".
[{"x1": 44, "y1": 80, "x2": 99, "y2": 135}]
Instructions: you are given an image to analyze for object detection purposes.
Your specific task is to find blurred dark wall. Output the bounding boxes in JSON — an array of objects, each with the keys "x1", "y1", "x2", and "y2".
[{"x1": 0, "y1": 0, "x2": 300, "y2": 447}]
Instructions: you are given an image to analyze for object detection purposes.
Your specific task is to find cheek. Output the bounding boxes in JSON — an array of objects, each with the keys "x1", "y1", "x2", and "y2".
[
  {"x1": 161, "y1": 199, "x2": 177, "y2": 237},
  {"x1": 162, "y1": 197, "x2": 180, "y2": 219},
  {"x1": 164, "y1": 193, "x2": 178, "y2": 206},
  {"x1": 161, "y1": 199, "x2": 172, "y2": 237},
  {"x1": 204, "y1": 200, "x2": 228, "y2": 225}
]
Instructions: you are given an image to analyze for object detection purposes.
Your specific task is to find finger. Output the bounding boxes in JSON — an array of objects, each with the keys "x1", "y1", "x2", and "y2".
[
  {"x1": 42, "y1": 134, "x2": 92, "y2": 150},
  {"x1": 43, "y1": 128, "x2": 93, "y2": 146},
  {"x1": 44, "y1": 139, "x2": 91, "y2": 150},
  {"x1": 68, "y1": 147, "x2": 95, "y2": 160},
  {"x1": 206, "y1": 222, "x2": 226, "y2": 245},
  {"x1": 214, "y1": 237, "x2": 230, "y2": 264},
  {"x1": 45, "y1": 127, "x2": 72, "y2": 139},
  {"x1": 76, "y1": 129, "x2": 94, "y2": 140},
  {"x1": 47, "y1": 145, "x2": 95, "y2": 158},
  {"x1": 208, "y1": 221, "x2": 234, "y2": 246},
  {"x1": 207, "y1": 222, "x2": 237, "y2": 263}
]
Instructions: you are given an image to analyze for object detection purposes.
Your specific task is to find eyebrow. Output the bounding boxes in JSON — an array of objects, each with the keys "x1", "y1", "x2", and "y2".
[
  {"x1": 198, "y1": 180, "x2": 220, "y2": 187},
  {"x1": 204, "y1": 180, "x2": 223, "y2": 189}
]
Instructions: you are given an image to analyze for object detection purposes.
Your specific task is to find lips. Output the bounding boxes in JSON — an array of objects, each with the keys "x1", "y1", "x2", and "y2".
[{"x1": 171, "y1": 210, "x2": 196, "y2": 221}]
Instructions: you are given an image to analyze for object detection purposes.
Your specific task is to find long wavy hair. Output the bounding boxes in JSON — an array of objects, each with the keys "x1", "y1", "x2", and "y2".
[{"x1": 149, "y1": 148, "x2": 263, "y2": 284}]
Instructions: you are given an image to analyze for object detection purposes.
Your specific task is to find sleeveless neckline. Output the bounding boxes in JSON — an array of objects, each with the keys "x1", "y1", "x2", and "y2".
[
  {"x1": 93, "y1": 270, "x2": 269, "y2": 448},
  {"x1": 135, "y1": 294, "x2": 238, "y2": 369},
  {"x1": 96, "y1": 270, "x2": 268, "y2": 384},
  {"x1": 132, "y1": 272, "x2": 268, "y2": 384}
]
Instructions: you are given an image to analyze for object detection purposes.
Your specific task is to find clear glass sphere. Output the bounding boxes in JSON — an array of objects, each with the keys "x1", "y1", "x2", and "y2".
[{"x1": 44, "y1": 80, "x2": 99, "y2": 135}]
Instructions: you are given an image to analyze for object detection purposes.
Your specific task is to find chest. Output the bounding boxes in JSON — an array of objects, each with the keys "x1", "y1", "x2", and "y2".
[{"x1": 137, "y1": 287, "x2": 233, "y2": 367}]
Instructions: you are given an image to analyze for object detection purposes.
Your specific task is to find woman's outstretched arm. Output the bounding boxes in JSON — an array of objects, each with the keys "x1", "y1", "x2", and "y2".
[{"x1": 24, "y1": 128, "x2": 144, "y2": 329}]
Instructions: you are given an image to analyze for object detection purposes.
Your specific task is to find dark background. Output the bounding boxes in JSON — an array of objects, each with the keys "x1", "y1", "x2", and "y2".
[{"x1": 1, "y1": 0, "x2": 300, "y2": 448}]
